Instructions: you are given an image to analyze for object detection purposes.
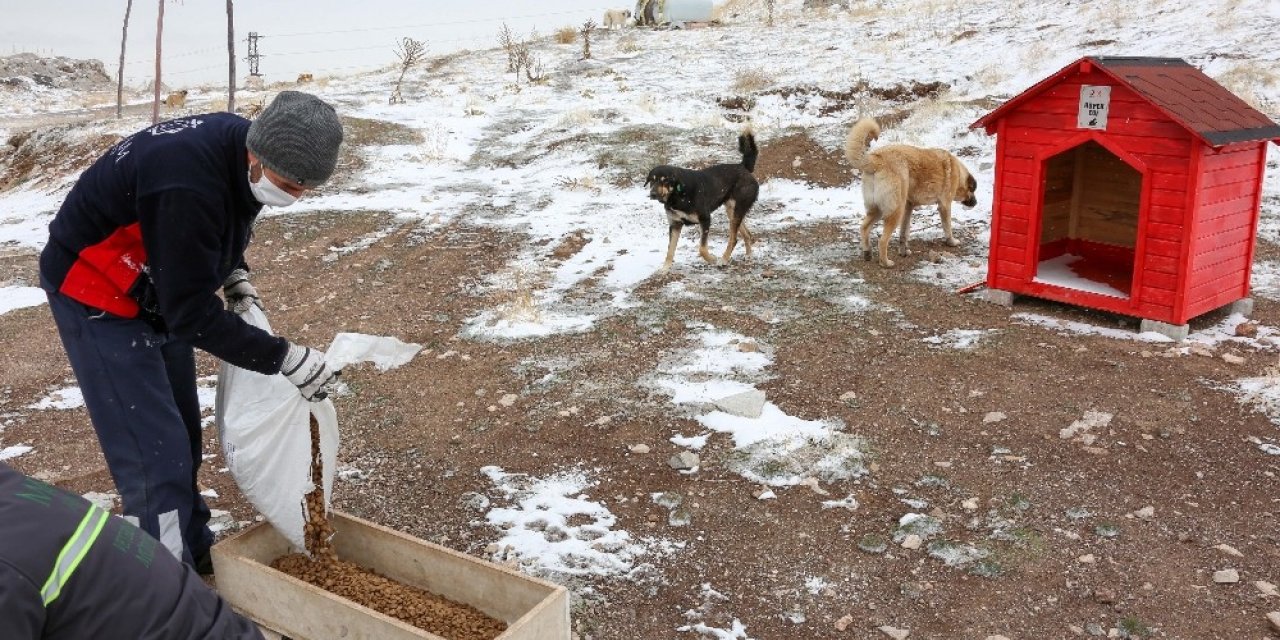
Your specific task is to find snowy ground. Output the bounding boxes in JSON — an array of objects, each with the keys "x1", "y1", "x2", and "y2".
[{"x1": 3, "y1": 0, "x2": 1280, "y2": 637}]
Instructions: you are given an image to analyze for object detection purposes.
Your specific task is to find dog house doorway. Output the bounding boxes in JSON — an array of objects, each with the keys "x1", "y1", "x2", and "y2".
[{"x1": 1033, "y1": 141, "x2": 1142, "y2": 298}]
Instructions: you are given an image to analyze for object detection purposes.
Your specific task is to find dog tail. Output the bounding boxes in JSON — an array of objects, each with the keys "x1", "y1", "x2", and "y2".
[
  {"x1": 844, "y1": 117, "x2": 881, "y2": 173},
  {"x1": 738, "y1": 126, "x2": 758, "y2": 173}
]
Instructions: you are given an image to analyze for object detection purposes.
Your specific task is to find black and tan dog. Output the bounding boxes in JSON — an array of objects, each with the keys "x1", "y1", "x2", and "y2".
[
  {"x1": 645, "y1": 128, "x2": 759, "y2": 273},
  {"x1": 844, "y1": 117, "x2": 978, "y2": 268}
]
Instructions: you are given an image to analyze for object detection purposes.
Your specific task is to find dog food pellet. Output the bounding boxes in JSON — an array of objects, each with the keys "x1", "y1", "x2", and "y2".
[{"x1": 269, "y1": 416, "x2": 506, "y2": 640}]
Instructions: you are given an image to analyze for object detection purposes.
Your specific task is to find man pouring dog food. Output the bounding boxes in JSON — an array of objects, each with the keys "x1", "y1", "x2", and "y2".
[{"x1": 38, "y1": 91, "x2": 344, "y2": 575}]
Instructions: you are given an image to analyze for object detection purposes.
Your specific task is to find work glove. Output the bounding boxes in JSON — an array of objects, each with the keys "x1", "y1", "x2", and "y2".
[
  {"x1": 223, "y1": 269, "x2": 264, "y2": 315},
  {"x1": 280, "y1": 343, "x2": 340, "y2": 401}
]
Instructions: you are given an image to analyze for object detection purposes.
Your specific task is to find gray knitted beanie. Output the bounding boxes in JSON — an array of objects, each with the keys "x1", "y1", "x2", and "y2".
[{"x1": 246, "y1": 91, "x2": 343, "y2": 187}]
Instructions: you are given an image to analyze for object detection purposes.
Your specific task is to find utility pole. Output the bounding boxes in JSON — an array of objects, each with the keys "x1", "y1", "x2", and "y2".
[{"x1": 246, "y1": 31, "x2": 262, "y2": 78}]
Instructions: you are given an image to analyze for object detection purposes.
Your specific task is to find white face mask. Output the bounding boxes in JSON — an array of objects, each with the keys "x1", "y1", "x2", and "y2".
[{"x1": 248, "y1": 165, "x2": 299, "y2": 207}]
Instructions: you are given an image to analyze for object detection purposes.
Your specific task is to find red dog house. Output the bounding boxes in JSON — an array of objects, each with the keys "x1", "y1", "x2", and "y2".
[{"x1": 972, "y1": 56, "x2": 1280, "y2": 338}]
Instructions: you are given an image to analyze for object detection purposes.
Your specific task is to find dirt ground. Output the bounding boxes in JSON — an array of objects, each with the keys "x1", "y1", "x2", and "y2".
[{"x1": 3, "y1": 137, "x2": 1280, "y2": 640}]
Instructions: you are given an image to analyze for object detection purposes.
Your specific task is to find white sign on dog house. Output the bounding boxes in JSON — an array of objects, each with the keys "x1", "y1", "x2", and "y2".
[{"x1": 1077, "y1": 85, "x2": 1111, "y2": 130}]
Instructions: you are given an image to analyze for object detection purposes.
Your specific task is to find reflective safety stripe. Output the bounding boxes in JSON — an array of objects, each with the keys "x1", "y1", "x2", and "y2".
[{"x1": 40, "y1": 505, "x2": 109, "y2": 606}]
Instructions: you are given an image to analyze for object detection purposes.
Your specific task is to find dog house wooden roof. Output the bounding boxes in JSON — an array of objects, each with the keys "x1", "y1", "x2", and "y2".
[
  {"x1": 975, "y1": 57, "x2": 1280, "y2": 148},
  {"x1": 971, "y1": 56, "x2": 1280, "y2": 335}
]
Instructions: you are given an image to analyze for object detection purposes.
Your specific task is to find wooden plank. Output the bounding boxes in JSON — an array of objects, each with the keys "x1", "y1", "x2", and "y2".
[
  {"x1": 1138, "y1": 286, "x2": 1176, "y2": 307},
  {"x1": 1198, "y1": 193, "x2": 1258, "y2": 222},
  {"x1": 1001, "y1": 201, "x2": 1034, "y2": 220},
  {"x1": 1196, "y1": 214, "x2": 1252, "y2": 237},
  {"x1": 1199, "y1": 165, "x2": 1260, "y2": 190},
  {"x1": 1187, "y1": 287, "x2": 1247, "y2": 319},
  {"x1": 1149, "y1": 189, "x2": 1188, "y2": 210},
  {"x1": 1004, "y1": 184, "x2": 1033, "y2": 206},
  {"x1": 1000, "y1": 156, "x2": 1037, "y2": 176},
  {"x1": 1144, "y1": 238, "x2": 1181, "y2": 258},
  {"x1": 1141, "y1": 270, "x2": 1179, "y2": 291},
  {"x1": 1002, "y1": 215, "x2": 1030, "y2": 235},
  {"x1": 1191, "y1": 239, "x2": 1250, "y2": 270},
  {"x1": 1200, "y1": 145, "x2": 1264, "y2": 172},
  {"x1": 1146, "y1": 221, "x2": 1182, "y2": 241},
  {"x1": 1005, "y1": 140, "x2": 1052, "y2": 159},
  {"x1": 1147, "y1": 203, "x2": 1186, "y2": 225},
  {"x1": 1199, "y1": 180, "x2": 1260, "y2": 205},
  {"x1": 210, "y1": 512, "x2": 571, "y2": 640},
  {"x1": 1145, "y1": 253, "x2": 1180, "y2": 274}
]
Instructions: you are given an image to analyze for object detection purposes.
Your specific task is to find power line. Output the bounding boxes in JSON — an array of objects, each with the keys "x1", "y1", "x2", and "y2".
[{"x1": 264, "y1": 7, "x2": 614, "y2": 38}]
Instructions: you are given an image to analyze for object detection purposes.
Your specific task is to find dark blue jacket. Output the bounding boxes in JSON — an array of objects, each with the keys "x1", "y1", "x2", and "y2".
[
  {"x1": 39, "y1": 113, "x2": 287, "y2": 374},
  {"x1": 0, "y1": 462, "x2": 264, "y2": 639}
]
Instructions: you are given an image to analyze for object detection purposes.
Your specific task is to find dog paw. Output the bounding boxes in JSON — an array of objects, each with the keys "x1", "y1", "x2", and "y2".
[
  {"x1": 880, "y1": 259, "x2": 896, "y2": 268},
  {"x1": 861, "y1": 250, "x2": 873, "y2": 262},
  {"x1": 899, "y1": 248, "x2": 912, "y2": 257},
  {"x1": 945, "y1": 238, "x2": 960, "y2": 247}
]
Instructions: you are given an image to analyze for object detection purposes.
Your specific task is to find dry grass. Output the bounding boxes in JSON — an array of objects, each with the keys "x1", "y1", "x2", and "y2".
[
  {"x1": 1092, "y1": 0, "x2": 1134, "y2": 29},
  {"x1": 494, "y1": 269, "x2": 542, "y2": 325},
  {"x1": 554, "y1": 26, "x2": 578, "y2": 44},
  {"x1": 557, "y1": 108, "x2": 596, "y2": 127},
  {"x1": 732, "y1": 67, "x2": 775, "y2": 94},
  {"x1": 617, "y1": 35, "x2": 641, "y2": 53},
  {"x1": 1218, "y1": 61, "x2": 1280, "y2": 114}
]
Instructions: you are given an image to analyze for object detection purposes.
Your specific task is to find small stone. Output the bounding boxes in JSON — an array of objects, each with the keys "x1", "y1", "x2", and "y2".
[
  {"x1": 1068, "y1": 625, "x2": 1084, "y2": 636},
  {"x1": 1190, "y1": 344, "x2": 1214, "y2": 357},
  {"x1": 484, "y1": 543, "x2": 499, "y2": 554},
  {"x1": 1221, "y1": 353, "x2": 1245, "y2": 365},
  {"x1": 1133, "y1": 505, "x2": 1154, "y2": 520},
  {"x1": 835, "y1": 614, "x2": 853, "y2": 631},
  {"x1": 986, "y1": 636, "x2": 1012, "y2": 640},
  {"x1": 1213, "y1": 569, "x2": 1240, "y2": 584},
  {"x1": 1214, "y1": 543, "x2": 1243, "y2": 558},
  {"x1": 800, "y1": 476, "x2": 830, "y2": 496},
  {"x1": 714, "y1": 389, "x2": 767, "y2": 419},
  {"x1": 1093, "y1": 588, "x2": 1115, "y2": 604},
  {"x1": 961, "y1": 497, "x2": 979, "y2": 511},
  {"x1": 738, "y1": 341, "x2": 760, "y2": 353},
  {"x1": 839, "y1": 391, "x2": 858, "y2": 402},
  {"x1": 878, "y1": 626, "x2": 910, "y2": 640},
  {"x1": 933, "y1": 461, "x2": 952, "y2": 468},
  {"x1": 1256, "y1": 580, "x2": 1279, "y2": 597},
  {"x1": 668, "y1": 452, "x2": 699, "y2": 471},
  {"x1": 755, "y1": 487, "x2": 776, "y2": 500},
  {"x1": 1267, "y1": 611, "x2": 1280, "y2": 632},
  {"x1": 629, "y1": 444, "x2": 650, "y2": 454},
  {"x1": 1085, "y1": 623, "x2": 1105, "y2": 636},
  {"x1": 901, "y1": 534, "x2": 922, "y2": 550},
  {"x1": 1078, "y1": 554, "x2": 1096, "y2": 564},
  {"x1": 983, "y1": 411, "x2": 1007, "y2": 424},
  {"x1": 1235, "y1": 322, "x2": 1259, "y2": 338}
]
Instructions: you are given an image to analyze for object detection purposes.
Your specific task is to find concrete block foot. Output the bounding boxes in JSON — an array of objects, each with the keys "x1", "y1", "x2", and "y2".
[{"x1": 1139, "y1": 318, "x2": 1189, "y2": 341}]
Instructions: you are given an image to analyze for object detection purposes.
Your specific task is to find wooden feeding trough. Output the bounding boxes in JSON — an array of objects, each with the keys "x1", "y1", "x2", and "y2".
[
  {"x1": 211, "y1": 511, "x2": 571, "y2": 640},
  {"x1": 972, "y1": 56, "x2": 1280, "y2": 339}
]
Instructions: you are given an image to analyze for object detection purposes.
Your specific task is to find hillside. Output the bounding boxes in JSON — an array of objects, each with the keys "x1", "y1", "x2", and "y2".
[{"x1": 3, "y1": 1, "x2": 1280, "y2": 637}]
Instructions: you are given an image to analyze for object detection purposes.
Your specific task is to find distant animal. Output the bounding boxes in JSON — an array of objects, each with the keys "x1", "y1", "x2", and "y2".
[
  {"x1": 645, "y1": 128, "x2": 759, "y2": 272},
  {"x1": 844, "y1": 117, "x2": 978, "y2": 268},
  {"x1": 296, "y1": 73, "x2": 314, "y2": 83},
  {"x1": 604, "y1": 8, "x2": 633, "y2": 29},
  {"x1": 163, "y1": 89, "x2": 188, "y2": 110}
]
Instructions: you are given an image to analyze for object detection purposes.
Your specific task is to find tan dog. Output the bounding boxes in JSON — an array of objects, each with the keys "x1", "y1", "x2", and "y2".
[
  {"x1": 296, "y1": 73, "x2": 314, "y2": 83},
  {"x1": 844, "y1": 117, "x2": 978, "y2": 268},
  {"x1": 163, "y1": 89, "x2": 188, "y2": 110}
]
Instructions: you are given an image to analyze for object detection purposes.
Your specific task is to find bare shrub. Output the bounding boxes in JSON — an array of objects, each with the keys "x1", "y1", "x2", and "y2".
[
  {"x1": 732, "y1": 68, "x2": 774, "y2": 94},
  {"x1": 389, "y1": 37, "x2": 427, "y2": 105},
  {"x1": 618, "y1": 35, "x2": 640, "y2": 53},
  {"x1": 498, "y1": 23, "x2": 518, "y2": 72},
  {"x1": 554, "y1": 26, "x2": 577, "y2": 44},
  {"x1": 581, "y1": 19, "x2": 596, "y2": 59}
]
